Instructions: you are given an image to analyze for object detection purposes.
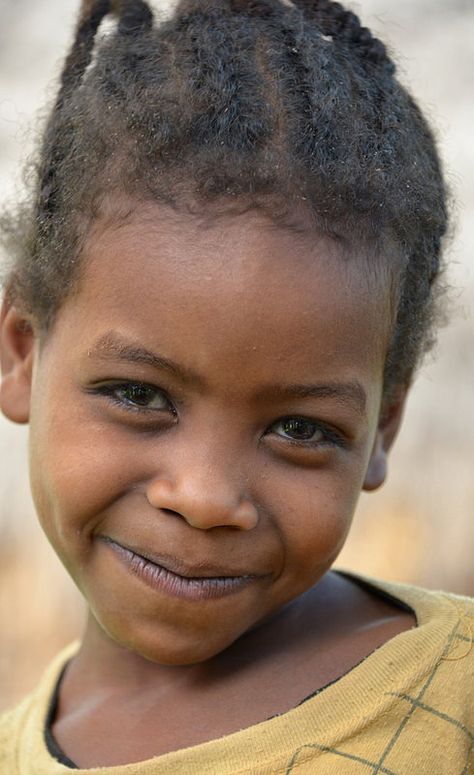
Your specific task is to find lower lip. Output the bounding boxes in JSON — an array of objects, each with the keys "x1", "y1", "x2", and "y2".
[{"x1": 103, "y1": 540, "x2": 256, "y2": 602}]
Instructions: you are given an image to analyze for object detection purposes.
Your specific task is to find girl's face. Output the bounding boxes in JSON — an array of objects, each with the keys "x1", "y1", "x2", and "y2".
[{"x1": 1, "y1": 203, "x2": 400, "y2": 665}]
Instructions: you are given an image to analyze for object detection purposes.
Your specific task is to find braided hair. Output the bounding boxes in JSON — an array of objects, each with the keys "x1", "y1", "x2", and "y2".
[{"x1": 1, "y1": 0, "x2": 449, "y2": 398}]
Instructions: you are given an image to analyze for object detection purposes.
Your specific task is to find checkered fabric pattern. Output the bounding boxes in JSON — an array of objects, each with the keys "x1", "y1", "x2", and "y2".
[
  {"x1": 0, "y1": 577, "x2": 472, "y2": 774},
  {"x1": 283, "y1": 620, "x2": 473, "y2": 775}
]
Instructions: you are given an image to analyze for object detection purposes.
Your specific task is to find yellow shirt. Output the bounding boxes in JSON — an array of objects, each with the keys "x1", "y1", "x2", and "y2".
[{"x1": 1, "y1": 575, "x2": 473, "y2": 774}]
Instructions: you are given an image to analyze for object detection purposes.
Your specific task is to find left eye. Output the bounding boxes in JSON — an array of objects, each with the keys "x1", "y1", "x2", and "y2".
[
  {"x1": 100, "y1": 383, "x2": 172, "y2": 411},
  {"x1": 115, "y1": 384, "x2": 168, "y2": 408},
  {"x1": 269, "y1": 417, "x2": 325, "y2": 443}
]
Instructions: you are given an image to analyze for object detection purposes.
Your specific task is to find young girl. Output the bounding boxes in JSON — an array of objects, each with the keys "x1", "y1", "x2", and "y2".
[{"x1": 0, "y1": 0, "x2": 472, "y2": 772}]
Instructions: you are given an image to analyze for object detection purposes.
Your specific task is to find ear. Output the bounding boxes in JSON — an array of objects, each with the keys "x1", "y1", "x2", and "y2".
[
  {"x1": 362, "y1": 388, "x2": 408, "y2": 492},
  {"x1": 0, "y1": 296, "x2": 36, "y2": 424}
]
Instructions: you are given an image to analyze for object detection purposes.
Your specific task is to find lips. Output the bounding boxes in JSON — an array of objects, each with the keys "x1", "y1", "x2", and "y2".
[
  {"x1": 99, "y1": 536, "x2": 263, "y2": 601},
  {"x1": 99, "y1": 536, "x2": 255, "y2": 579}
]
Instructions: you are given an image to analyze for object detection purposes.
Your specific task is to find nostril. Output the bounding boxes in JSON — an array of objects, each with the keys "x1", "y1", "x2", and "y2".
[
  {"x1": 161, "y1": 508, "x2": 183, "y2": 519},
  {"x1": 146, "y1": 479, "x2": 258, "y2": 530}
]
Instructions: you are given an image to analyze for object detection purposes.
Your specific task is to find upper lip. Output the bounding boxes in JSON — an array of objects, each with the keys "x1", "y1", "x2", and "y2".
[{"x1": 100, "y1": 536, "x2": 260, "y2": 580}]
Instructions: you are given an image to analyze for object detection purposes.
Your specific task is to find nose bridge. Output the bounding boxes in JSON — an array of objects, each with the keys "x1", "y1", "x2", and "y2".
[{"x1": 145, "y1": 417, "x2": 258, "y2": 531}]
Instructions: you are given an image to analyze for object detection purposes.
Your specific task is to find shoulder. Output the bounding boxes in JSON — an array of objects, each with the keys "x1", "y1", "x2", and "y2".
[
  {"x1": 338, "y1": 571, "x2": 474, "y2": 677},
  {"x1": 375, "y1": 575, "x2": 474, "y2": 630},
  {"x1": 0, "y1": 694, "x2": 32, "y2": 770},
  {"x1": 0, "y1": 642, "x2": 80, "y2": 772},
  {"x1": 342, "y1": 572, "x2": 474, "y2": 697},
  {"x1": 340, "y1": 570, "x2": 474, "y2": 621}
]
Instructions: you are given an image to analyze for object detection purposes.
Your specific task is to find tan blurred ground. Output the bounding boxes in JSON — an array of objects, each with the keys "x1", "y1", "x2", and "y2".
[{"x1": 0, "y1": 0, "x2": 473, "y2": 712}]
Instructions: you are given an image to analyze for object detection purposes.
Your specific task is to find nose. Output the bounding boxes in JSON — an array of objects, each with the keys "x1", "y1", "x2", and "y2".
[{"x1": 145, "y1": 452, "x2": 259, "y2": 531}]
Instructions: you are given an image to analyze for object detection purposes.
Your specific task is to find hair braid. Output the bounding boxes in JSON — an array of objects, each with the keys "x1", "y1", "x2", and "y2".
[
  {"x1": 57, "y1": 0, "x2": 111, "y2": 111},
  {"x1": 292, "y1": 0, "x2": 395, "y2": 75},
  {"x1": 39, "y1": 0, "x2": 153, "y2": 222},
  {"x1": 38, "y1": 0, "x2": 111, "y2": 223},
  {"x1": 118, "y1": 0, "x2": 154, "y2": 35},
  {"x1": 229, "y1": 0, "x2": 274, "y2": 16},
  {"x1": 58, "y1": 0, "x2": 153, "y2": 108},
  {"x1": 4, "y1": 0, "x2": 449, "y2": 393}
]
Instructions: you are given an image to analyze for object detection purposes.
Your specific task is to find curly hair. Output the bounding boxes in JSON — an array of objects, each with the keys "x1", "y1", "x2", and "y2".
[{"x1": 1, "y1": 0, "x2": 449, "y2": 398}]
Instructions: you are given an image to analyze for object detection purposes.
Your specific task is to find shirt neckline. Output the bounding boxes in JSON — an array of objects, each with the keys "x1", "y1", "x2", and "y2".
[{"x1": 30, "y1": 572, "x2": 460, "y2": 774}]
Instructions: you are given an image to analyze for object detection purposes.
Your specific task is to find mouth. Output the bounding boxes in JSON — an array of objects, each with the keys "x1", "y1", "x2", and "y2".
[{"x1": 100, "y1": 537, "x2": 260, "y2": 601}]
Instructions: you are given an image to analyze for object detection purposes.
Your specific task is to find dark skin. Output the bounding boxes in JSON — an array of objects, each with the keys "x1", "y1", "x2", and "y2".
[
  {"x1": 51, "y1": 575, "x2": 414, "y2": 766},
  {"x1": 0, "y1": 203, "x2": 414, "y2": 767}
]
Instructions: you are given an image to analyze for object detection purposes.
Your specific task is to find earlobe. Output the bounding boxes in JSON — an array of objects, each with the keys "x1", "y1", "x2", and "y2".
[
  {"x1": 363, "y1": 430, "x2": 388, "y2": 491},
  {"x1": 362, "y1": 390, "x2": 408, "y2": 492},
  {"x1": 0, "y1": 297, "x2": 36, "y2": 424}
]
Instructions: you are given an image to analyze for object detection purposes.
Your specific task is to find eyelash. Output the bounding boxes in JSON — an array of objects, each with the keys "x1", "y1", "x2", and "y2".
[
  {"x1": 93, "y1": 382, "x2": 177, "y2": 416},
  {"x1": 92, "y1": 381, "x2": 347, "y2": 449},
  {"x1": 268, "y1": 416, "x2": 348, "y2": 450}
]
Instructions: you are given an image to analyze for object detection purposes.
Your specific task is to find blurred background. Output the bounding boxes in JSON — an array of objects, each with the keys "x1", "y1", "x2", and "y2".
[{"x1": 0, "y1": 0, "x2": 473, "y2": 712}]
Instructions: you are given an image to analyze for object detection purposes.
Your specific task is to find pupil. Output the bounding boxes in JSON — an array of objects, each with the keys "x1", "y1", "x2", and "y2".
[
  {"x1": 283, "y1": 419, "x2": 314, "y2": 440},
  {"x1": 123, "y1": 385, "x2": 150, "y2": 405}
]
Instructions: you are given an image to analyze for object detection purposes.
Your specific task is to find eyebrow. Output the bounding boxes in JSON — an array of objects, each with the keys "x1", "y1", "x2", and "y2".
[
  {"x1": 255, "y1": 382, "x2": 367, "y2": 415},
  {"x1": 88, "y1": 332, "x2": 204, "y2": 388},
  {"x1": 88, "y1": 332, "x2": 366, "y2": 414}
]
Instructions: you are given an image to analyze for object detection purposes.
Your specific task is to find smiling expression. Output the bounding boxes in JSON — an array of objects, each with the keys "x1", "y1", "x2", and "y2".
[{"x1": 17, "y1": 204, "x2": 395, "y2": 664}]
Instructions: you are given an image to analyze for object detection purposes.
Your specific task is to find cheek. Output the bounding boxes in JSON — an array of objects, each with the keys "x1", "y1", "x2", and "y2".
[
  {"x1": 268, "y1": 463, "x2": 365, "y2": 578},
  {"x1": 28, "y1": 400, "x2": 133, "y2": 554}
]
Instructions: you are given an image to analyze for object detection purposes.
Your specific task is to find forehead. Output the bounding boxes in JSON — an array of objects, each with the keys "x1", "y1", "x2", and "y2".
[
  {"x1": 81, "y1": 200, "x2": 390, "y2": 304},
  {"x1": 55, "y1": 203, "x2": 392, "y2": 397}
]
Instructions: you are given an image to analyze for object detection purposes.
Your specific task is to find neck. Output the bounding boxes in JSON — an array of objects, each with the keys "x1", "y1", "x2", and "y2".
[{"x1": 62, "y1": 577, "x2": 336, "y2": 700}]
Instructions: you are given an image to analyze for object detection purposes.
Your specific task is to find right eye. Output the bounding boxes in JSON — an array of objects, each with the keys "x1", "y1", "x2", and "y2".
[{"x1": 94, "y1": 382, "x2": 176, "y2": 415}]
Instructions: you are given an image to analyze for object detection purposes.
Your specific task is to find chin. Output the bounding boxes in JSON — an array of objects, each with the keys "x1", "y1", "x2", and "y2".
[
  {"x1": 103, "y1": 617, "x2": 243, "y2": 666},
  {"x1": 131, "y1": 636, "x2": 237, "y2": 666}
]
